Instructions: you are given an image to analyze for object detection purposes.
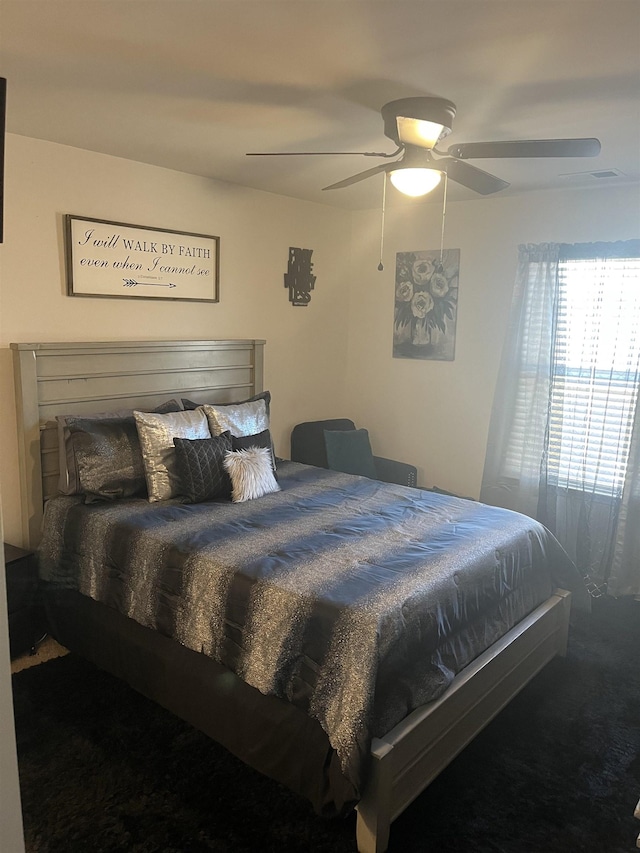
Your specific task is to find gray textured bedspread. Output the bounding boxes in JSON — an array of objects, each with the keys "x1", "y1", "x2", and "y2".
[{"x1": 38, "y1": 461, "x2": 584, "y2": 795}]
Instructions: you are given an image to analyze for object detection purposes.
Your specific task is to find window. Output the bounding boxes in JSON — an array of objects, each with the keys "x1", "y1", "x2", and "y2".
[
  {"x1": 546, "y1": 254, "x2": 640, "y2": 497},
  {"x1": 482, "y1": 239, "x2": 640, "y2": 594},
  {"x1": 500, "y1": 244, "x2": 640, "y2": 496}
]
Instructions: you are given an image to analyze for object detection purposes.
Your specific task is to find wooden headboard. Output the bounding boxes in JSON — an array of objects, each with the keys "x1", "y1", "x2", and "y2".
[{"x1": 11, "y1": 339, "x2": 266, "y2": 548}]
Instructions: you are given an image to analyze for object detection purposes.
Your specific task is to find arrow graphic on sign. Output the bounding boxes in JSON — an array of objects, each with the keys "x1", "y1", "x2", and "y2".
[{"x1": 123, "y1": 279, "x2": 177, "y2": 288}]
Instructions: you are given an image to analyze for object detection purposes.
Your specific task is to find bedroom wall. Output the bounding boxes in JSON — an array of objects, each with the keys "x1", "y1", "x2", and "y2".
[
  {"x1": 0, "y1": 134, "x2": 353, "y2": 546},
  {"x1": 344, "y1": 183, "x2": 640, "y2": 498},
  {"x1": 1, "y1": 135, "x2": 638, "y2": 545}
]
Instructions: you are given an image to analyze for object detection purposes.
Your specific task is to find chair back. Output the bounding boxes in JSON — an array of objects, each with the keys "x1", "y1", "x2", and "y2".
[{"x1": 290, "y1": 419, "x2": 356, "y2": 468}]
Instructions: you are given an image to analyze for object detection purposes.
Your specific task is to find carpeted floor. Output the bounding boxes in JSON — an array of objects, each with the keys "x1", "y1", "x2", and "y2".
[{"x1": 12, "y1": 596, "x2": 640, "y2": 853}]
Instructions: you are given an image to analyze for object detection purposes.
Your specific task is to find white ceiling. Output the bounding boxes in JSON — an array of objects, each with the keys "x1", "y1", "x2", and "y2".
[{"x1": 1, "y1": 0, "x2": 639, "y2": 210}]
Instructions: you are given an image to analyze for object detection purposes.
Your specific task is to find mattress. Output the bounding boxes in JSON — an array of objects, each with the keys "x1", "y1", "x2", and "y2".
[{"x1": 38, "y1": 461, "x2": 584, "y2": 797}]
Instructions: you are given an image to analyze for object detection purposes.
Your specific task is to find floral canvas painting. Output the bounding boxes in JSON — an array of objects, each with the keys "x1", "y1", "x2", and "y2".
[{"x1": 393, "y1": 249, "x2": 460, "y2": 361}]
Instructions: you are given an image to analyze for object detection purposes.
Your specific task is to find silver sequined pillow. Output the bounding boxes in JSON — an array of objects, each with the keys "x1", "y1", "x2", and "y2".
[
  {"x1": 201, "y1": 399, "x2": 269, "y2": 439},
  {"x1": 134, "y1": 408, "x2": 211, "y2": 502}
]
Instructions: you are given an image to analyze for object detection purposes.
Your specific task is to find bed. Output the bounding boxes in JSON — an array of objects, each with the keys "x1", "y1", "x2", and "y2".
[{"x1": 11, "y1": 339, "x2": 585, "y2": 853}]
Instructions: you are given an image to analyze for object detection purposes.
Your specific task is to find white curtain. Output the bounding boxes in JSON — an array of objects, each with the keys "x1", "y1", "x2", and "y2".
[
  {"x1": 480, "y1": 243, "x2": 560, "y2": 518},
  {"x1": 481, "y1": 240, "x2": 640, "y2": 597},
  {"x1": 610, "y1": 399, "x2": 640, "y2": 596}
]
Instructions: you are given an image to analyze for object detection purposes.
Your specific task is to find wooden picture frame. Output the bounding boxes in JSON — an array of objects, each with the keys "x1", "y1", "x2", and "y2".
[{"x1": 65, "y1": 215, "x2": 220, "y2": 302}]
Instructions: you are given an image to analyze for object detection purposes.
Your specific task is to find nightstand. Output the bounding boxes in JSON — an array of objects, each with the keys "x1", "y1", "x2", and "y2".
[{"x1": 4, "y1": 543, "x2": 47, "y2": 659}]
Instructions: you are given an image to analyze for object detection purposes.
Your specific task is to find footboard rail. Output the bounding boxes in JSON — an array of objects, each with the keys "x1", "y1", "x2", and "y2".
[{"x1": 356, "y1": 589, "x2": 572, "y2": 853}]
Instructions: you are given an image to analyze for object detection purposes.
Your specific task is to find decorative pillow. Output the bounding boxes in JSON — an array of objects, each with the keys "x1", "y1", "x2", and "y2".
[
  {"x1": 324, "y1": 428, "x2": 378, "y2": 479},
  {"x1": 173, "y1": 432, "x2": 233, "y2": 503},
  {"x1": 201, "y1": 399, "x2": 269, "y2": 439},
  {"x1": 231, "y1": 429, "x2": 277, "y2": 476},
  {"x1": 223, "y1": 446, "x2": 280, "y2": 503},
  {"x1": 64, "y1": 417, "x2": 147, "y2": 502},
  {"x1": 134, "y1": 408, "x2": 211, "y2": 502},
  {"x1": 56, "y1": 398, "x2": 183, "y2": 495},
  {"x1": 182, "y1": 390, "x2": 270, "y2": 414},
  {"x1": 153, "y1": 399, "x2": 186, "y2": 415}
]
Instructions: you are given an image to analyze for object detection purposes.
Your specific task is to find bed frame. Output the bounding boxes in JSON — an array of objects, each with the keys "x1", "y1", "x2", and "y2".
[{"x1": 11, "y1": 339, "x2": 572, "y2": 853}]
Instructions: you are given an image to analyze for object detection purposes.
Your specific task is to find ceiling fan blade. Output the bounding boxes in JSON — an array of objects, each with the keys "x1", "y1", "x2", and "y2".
[
  {"x1": 322, "y1": 162, "x2": 392, "y2": 191},
  {"x1": 447, "y1": 138, "x2": 601, "y2": 159},
  {"x1": 440, "y1": 158, "x2": 510, "y2": 195},
  {"x1": 247, "y1": 149, "x2": 398, "y2": 158}
]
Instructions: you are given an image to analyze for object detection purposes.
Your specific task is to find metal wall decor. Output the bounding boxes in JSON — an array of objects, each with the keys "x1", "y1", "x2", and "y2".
[{"x1": 284, "y1": 247, "x2": 316, "y2": 306}]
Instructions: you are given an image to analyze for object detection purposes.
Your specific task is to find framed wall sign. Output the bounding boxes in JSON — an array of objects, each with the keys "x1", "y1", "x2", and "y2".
[{"x1": 65, "y1": 215, "x2": 220, "y2": 302}]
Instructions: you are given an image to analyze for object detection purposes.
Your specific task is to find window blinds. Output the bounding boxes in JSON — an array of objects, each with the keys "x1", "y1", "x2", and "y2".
[
  {"x1": 501, "y1": 248, "x2": 640, "y2": 498},
  {"x1": 547, "y1": 256, "x2": 640, "y2": 496}
]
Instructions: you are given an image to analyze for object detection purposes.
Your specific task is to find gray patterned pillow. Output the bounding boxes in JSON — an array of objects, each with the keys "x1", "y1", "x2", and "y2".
[
  {"x1": 56, "y1": 398, "x2": 183, "y2": 495},
  {"x1": 173, "y1": 432, "x2": 233, "y2": 503},
  {"x1": 65, "y1": 417, "x2": 147, "y2": 502}
]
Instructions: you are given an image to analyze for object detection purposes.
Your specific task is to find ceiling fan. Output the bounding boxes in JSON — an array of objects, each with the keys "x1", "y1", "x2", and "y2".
[{"x1": 247, "y1": 97, "x2": 601, "y2": 197}]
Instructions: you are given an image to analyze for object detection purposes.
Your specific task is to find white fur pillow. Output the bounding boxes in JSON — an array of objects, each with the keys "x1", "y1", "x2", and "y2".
[{"x1": 223, "y1": 446, "x2": 280, "y2": 502}]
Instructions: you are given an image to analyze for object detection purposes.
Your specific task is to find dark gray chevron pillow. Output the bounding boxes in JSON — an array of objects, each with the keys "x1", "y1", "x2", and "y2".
[{"x1": 173, "y1": 432, "x2": 233, "y2": 503}]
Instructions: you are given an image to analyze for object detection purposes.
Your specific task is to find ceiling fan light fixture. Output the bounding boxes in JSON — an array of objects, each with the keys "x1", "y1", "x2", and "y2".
[
  {"x1": 389, "y1": 167, "x2": 442, "y2": 197},
  {"x1": 381, "y1": 97, "x2": 457, "y2": 147},
  {"x1": 396, "y1": 116, "x2": 447, "y2": 150}
]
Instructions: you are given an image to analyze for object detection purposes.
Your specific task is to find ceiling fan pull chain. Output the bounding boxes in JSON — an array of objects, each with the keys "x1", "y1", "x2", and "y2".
[
  {"x1": 378, "y1": 172, "x2": 387, "y2": 271},
  {"x1": 439, "y1": 171, "x2": 449, "y2": 262}
]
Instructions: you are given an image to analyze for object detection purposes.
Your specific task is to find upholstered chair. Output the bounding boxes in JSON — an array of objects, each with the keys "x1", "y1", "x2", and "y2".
[{"x1": 290, "y1": 419, "x2": 417, "y2": 487}]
